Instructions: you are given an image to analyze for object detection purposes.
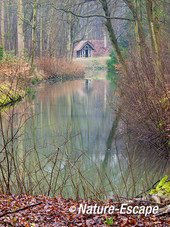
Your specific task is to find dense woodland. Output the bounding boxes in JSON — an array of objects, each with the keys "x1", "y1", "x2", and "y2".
[
  {"x1": 0, "y1": 0, "x2": 169, "y2": 68},
  {"x1": 0, "y1": 0, "x2": 166, "y2": 58},
  {"x1": 0, "y1": 0, "x2": 113, "y2": 60}
]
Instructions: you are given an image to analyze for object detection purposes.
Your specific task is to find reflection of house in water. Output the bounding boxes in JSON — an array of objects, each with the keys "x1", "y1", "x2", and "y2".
[{"x1": 85, "y1": 79, "x2": 93, "y2": 94}]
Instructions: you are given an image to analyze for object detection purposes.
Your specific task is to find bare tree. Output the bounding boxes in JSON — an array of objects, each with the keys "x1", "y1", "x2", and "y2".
[
  {"x1": 31, "y1": 0, "x2": 38, "y2": 68},
  {"x1": 1, "y1": 0, "x2": 5, "y2": 48},
  {"x1": 17, "y1": 0, "x2": 24, "y2": 57}
]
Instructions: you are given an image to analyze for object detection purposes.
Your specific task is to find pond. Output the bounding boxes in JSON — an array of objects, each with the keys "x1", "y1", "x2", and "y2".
[{"x1": 0, "y1": 73, "x2": 168, "y2": 199}]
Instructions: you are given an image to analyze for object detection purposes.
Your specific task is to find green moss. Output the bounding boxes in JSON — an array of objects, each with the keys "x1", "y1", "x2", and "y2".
[
  {"x1": 162, "y1": 181, "x2": 170, "y2": 193},
  {"x1": 156, "y1": 175, "x2": 168, "y2": 191},
  {"x1": 0, "y1": 83, "x2": 25, "y2": 107},
  {"x1": 150, "y1": 175, "x2": 170, "y2": 196},
  {"x1": 0, "y1": 100, "x2": 20, "y2": 113}
]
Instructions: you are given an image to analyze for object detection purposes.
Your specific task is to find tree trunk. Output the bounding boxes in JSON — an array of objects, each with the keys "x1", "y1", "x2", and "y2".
[
  {"x1": 17, "y1": 0, "x2": 24, "y2": 57},
  {"x1": 66, "y1": 12, "x2": 73, "y2": 61},
  {"x1": 31, "y1": 0, "x2": 38, "y2": 69},
  {"x1": 101, "y1": 0, "x2": 129, "y2": 76},
  {"x1": 124, "y1": 0, "x2": 149, "y2": 57},
  {"x1": 7, "y1": 0, "x2": 11, "y2": 51},
  {"x1": 1, "y1": 0, "x2": 5, "y2": 48},
  {"x1": 145, "y1": 0, "x2": 163, "y2": 84},
  {"x1": 146, "y1": 0, "x2": 160, "y2": 58},
  {"x1": 40, "y1": 7, "x2": 43, "y2": 57},
  {"x1": 104, "y1": 30, "x2": 107, "y2": 48}
]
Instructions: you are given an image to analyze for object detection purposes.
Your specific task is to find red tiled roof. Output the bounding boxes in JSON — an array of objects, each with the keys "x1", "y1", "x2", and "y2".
[{"x1": 74, "y1": 40, "x2": 111, "y2": 57}]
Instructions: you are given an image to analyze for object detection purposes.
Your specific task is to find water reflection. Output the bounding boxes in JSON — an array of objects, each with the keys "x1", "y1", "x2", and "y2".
[
  {"x1": 32, "y1": 79, "x2": 112, "y2": 155},
  {"x1": 0, "y1": 78, "x2": 168, "y2": 198}
]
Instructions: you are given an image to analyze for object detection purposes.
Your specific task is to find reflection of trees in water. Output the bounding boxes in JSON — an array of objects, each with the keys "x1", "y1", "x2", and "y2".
[
  {"x1": 31, "y1": 80, "x2": 169, "y2": 197},
  {"x1": 101, "y1": 132, "x2": 167, "y2": 198},
  {"x1": 0, "y1": 80, "x2": 167, "y2": 197},
  {"x1": 85, "y1": 105, "x2": 168, "y2": 198},
  {"x1": 36, "y1": 79, "x2": 110, "y2": 102},
  {"x1": 103, "y1": 107, "x2": 122, "y2": 166},
  {"x1": 31, "y1": 79, "x2": 112, "y2": 153}
]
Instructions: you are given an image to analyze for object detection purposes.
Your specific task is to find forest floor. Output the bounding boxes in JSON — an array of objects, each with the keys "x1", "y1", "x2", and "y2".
[{"x1": 0, "y1": 194, "x2": 168, "y2": 226}]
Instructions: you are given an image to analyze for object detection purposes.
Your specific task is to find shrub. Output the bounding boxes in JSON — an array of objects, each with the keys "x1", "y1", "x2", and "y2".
[
  {"x1": 23, "y1": 48, "x2": 29, "y2": 61},
  {"x1": 0, "y1": 55, "x2": 30, "y2": 81},
  {"x1": 107, "y1": 48, "x2": 127, "y2": 84},
  {"x1": 26, "y1": 86, "x2": 37, "y2": 95},
  {"x1": 3, "y1": 50, "x2": 17, "y2": 63},
  {"x1": 0, "y1": 46, "x2": 4, "y2": 61},
  {"x1": 116, "y1": 45, "x2": 169, "y2": 153},
  {"x1": 0, "y1": 54, "x2": 32, "y2": 102},
  {"x1": 106, "y1": 50, "x2": 119, "y2": 85},
  {"x1": 36, "y1": 57, "x2": 84, "y2": 79},
  {"x1": 31, "y1": 78, "x2": 37, "y2": 85}
]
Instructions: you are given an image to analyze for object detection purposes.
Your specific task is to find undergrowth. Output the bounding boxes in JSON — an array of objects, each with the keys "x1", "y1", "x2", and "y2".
[
  {"x1": 115, "y1": 43, "x2": 170, "y2": 153},
  {"x1": 36, "y1": 57, "x2": 85, "y2": 79}
]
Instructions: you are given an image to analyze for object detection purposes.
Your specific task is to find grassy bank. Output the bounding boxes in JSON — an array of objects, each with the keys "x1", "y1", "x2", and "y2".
[{"x1": 74, "y1": 56, "x2": 110, "y2": 70}]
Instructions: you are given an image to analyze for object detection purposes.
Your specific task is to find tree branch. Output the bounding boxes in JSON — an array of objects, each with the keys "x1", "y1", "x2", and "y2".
[
  {"x1": 0, "y1": 202, "x2": 43, "y2": 218},
  {"x1": 52, "y1": 5, "x2": 135, "y2": 21}
]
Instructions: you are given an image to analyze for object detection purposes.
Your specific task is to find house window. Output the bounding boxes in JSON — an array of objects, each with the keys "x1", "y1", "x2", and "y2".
[{"x1": 77, "y1": 51, "x2": 80, "y2": 58}]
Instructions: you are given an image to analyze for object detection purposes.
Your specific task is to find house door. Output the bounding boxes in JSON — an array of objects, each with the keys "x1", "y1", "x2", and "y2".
[{"x1": 85, "y1": 50, "x2": 88, "y2": 58}]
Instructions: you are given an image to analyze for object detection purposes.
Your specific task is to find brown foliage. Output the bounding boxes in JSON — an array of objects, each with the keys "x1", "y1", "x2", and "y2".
[
  {"x1": 36, "y1": 57, "x2": 85, "y2": 79},
  {"x1": 0, "y1": 58, "x2": 31, "y2": 106},
  {"x1": 118, "y1": 46, "x2": 170, "y2": 152},
  {"x1": 0, "y1": 58, "x2": 31, "y2": 82},
  {"x1": 0, "y1": 194, "x2": 168, "y2": 226}
]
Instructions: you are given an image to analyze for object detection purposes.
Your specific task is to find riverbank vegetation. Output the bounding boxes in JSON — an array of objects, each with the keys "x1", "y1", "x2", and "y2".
[
  {"x1": 119, "y1": 44, "x2": 169, "y2": 153},
  {"x1": 105, "y1": 1, "x2": 170, "y2": 153},
  {"x1": 0, "y1": 0, "x2": 169, "y2": 225},
  {"x1": 0, "y1": 53, "x2": 29, "y2": 107},
  {"x1": 107, "y1": 38, "x2": 170, "y2": 153},
  {"x1": 0, "y1": 52, "x2": 85, "y2": 108},
  {"x1": 37, "y1": 57, "x2": 84, "y2": 80}
]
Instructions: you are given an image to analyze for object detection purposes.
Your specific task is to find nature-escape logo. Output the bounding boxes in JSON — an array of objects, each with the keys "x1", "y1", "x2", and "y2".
[{"x1": 69, "y1": 203, "x2": 159, "y2": 217}]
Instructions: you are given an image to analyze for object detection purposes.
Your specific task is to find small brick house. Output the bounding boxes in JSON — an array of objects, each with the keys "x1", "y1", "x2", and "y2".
[
  {"x1": 73, "y1": 40, "x2": 111, "y2": 58},
  {"x1": 74, "y1": 41, "x2": 94, "y2": 58}
]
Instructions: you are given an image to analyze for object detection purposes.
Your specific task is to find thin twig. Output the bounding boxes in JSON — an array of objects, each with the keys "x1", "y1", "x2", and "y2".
[
  {"x1": 0, "y1": 202, "x2": 42, "y2": 218},
  {"x1": 135, "y1": 179, "x2": 160, "y2": 198}
]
